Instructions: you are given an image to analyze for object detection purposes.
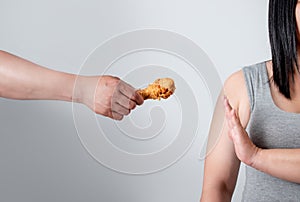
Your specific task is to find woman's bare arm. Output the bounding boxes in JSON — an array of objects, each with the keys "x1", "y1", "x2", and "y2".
[
  {"x1": 200, "y1": 70, "x2": 251, "y2": 202},
  {"x1": 255, "y1": 148, "x2": 300, "y2": 183}
]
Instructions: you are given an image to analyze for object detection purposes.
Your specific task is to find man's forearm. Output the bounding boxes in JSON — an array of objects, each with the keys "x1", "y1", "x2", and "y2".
[
  {"x1": 0, "y1": 50, "x2": 76, "y2": 101},
  {"x1": 253, "y1": 148, "x2": 300, "y2": 183}
]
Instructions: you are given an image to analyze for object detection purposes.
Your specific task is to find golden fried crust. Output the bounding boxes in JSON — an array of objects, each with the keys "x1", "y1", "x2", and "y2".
[{"x1": 137, "y1": 78, "x2": 176, "y2": 100}]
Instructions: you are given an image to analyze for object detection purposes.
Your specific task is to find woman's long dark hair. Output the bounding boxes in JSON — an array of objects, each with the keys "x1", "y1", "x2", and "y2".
[{"x1": 269, "y1": 0, "x2": 299, "y2": 99}]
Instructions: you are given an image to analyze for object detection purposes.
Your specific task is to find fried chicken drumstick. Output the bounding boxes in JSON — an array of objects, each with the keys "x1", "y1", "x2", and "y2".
[{"x1": 137, "y1": 78, "x2": 176, "y2": 100}]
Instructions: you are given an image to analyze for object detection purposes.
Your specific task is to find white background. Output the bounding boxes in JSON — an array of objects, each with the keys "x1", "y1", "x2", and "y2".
[{"x1": 0, "y1": 0, "x2": 270, "y2": 201}]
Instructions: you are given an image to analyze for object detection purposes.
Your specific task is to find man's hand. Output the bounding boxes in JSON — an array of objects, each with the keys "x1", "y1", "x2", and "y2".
[{"x1": 74, "y1": 75, "x2": 144, "y2": 120}]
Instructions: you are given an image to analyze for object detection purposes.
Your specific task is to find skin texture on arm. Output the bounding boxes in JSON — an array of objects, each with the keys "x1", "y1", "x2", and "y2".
[
  {"x1": 200, "y1": 70, "x2": 251, "y2": 202},
  {"x1": 0, "y1": 50, "x2": 143, "y2": 120},
  {"x1": 0, "y1": 50, "x2": 76, "y2": 101},
  {"x1": 225, "y1": 97, "x2": 300, "y2": 184}
]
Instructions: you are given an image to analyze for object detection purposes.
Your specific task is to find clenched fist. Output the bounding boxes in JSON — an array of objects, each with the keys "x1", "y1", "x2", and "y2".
[{"x1": 74, "y1": 75, "x2": 144, "y2": 120}]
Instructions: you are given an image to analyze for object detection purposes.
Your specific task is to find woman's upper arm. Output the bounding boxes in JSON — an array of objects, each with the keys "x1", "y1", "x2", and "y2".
[{"x1": 201, "y1": 70, "x2": 250, "y2": 201}]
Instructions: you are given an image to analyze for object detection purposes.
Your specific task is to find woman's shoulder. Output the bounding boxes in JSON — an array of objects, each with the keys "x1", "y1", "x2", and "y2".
[
  {"x1": 224, "y1": 60, "x2": 271, "y2": 94},
  {"x1": 242, "y1": 60, "x2": 272, "y2": 76},
  {"x1": 223, "y1": 70, "x2": 246, "y2": 111},
  {"x1": 222, "y1": 60, "x2": 270, "y2": 127}
]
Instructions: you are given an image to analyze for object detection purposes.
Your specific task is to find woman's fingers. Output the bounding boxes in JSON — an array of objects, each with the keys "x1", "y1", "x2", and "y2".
[
  {"x1": 224, "y1": 96, "x2": 232, "y2": 112},
  {"x1": 223, "y1": 95, "x2": 260, "y2": 165},
  {"x1": 224, "y1": 96, "x2": 234, "y2": 129}
]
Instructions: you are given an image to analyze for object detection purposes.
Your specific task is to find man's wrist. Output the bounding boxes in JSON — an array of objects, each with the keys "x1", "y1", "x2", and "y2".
[{"x1": 71, "y1": 75, "x2": 102, "y2": 106}]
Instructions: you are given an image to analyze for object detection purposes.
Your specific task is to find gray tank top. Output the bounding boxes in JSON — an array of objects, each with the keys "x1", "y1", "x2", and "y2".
[{"x1": 242, "y1": 61, "x2": 300, "y2": 202}]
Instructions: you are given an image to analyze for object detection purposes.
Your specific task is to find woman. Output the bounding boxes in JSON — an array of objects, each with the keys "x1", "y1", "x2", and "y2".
[{"x1": 201, "y1": 0, "x2": 300, "y2": 201}]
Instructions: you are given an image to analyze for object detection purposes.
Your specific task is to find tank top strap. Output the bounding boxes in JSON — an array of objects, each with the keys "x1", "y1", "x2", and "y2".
[{"x1": 242, "y1": 61, "x2": 271, "y2": 112}]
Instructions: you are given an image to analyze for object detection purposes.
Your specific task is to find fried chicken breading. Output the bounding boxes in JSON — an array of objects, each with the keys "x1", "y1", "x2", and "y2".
[{"x1": 137, "y1": 78, "x2": 176, "y2": 100}]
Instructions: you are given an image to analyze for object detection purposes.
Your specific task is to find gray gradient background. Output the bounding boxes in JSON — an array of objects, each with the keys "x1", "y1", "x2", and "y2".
[{"x1": 0, "y1": 0, "x2": 270, "y2": 202}]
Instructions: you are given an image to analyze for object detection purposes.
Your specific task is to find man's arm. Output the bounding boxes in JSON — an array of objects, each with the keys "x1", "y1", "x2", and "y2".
[
  {"x1": 0, "y1": 50, "x2": 76, "y2": 101},
  {"x1": 0, "y1": 50, "x2": 143, "y2": 120}
]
